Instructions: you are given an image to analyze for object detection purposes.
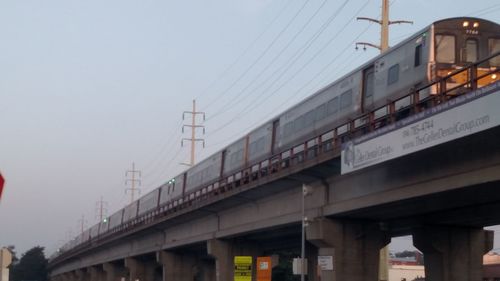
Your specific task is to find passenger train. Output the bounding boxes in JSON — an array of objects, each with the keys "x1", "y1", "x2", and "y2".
[{"x1": 58, "y1": 17, "x2": 500, "y2": 253}]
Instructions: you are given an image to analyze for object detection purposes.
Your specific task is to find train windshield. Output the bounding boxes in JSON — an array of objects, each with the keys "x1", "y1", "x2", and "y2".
[
  {"x1": 489, "y1": 38, "x2": 500, "y2": 66},
  {"x1": 436, "y1": 34, "x2": 456, "y2": 63}
]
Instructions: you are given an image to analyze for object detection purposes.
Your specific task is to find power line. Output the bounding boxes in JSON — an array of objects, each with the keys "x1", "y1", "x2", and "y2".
[
  {"x1": 193, "y1": 0, "x2": 294, "y2": 103},
  {"x1": 199, "y1": 0, "x2": 312, "y2": 112},
  {"x1": 206, "y1": 0, "x2": 331, "y2": 121},
  {"x1": 206, "y1": 0, "x2": 369, "y2": 137}
]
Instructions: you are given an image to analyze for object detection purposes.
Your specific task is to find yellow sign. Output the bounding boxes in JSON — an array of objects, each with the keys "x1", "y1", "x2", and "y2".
[
  {"x1": 256, "y1": 257, "x2": 272, "y2": 281},
  {"x1": 234, "y1": 256, "x2": 252, "y2": 281}
]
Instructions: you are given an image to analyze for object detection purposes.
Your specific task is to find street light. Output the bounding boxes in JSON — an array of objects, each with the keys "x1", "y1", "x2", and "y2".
[{"x1": 301, "y1": 184, "x2": 313, "y2": 281}]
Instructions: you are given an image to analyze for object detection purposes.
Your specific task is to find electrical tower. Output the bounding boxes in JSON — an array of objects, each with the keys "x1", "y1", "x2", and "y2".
[
  {"x1": 94, "y1": 196, "x2": 108, "y2": 222},
  {"x1": 125, "y1": 162, "x2": 141, "y2": 203},
  {"x1": 355, "y1": 0, "x2": 412, "y2": 53},
  {"x1": 181, "y1": 100, "x2": 206, "y2": 166}
]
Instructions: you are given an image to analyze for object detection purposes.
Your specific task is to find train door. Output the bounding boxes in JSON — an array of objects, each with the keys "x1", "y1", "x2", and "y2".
[
  {"x1": 271, "y1": 119, "x2": 280, "y2": 154},
  {"x1": 362, "y1": 66, "x2": 375, "y2": 112}
]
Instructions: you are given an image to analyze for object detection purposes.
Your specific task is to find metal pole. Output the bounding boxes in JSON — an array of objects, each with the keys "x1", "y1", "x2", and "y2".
[
  {"x1": 301, "y1": 184, "x2": 306, "y2": 281},
  {"x1": 191, "y1": 100, "x2": 196, "y2": 166}
]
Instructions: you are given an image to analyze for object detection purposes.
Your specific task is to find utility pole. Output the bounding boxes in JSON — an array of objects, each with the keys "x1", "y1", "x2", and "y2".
[
  {"x1": 356, "y1": 2, "x2": 409, "y2": 279},
  {"x1": 356, "y1": 0, "x2": 412, "y2": 52},
  {"x1": 125, "y1": 162, "x2": 141, "y2": 203},
  {"x1": 94, "y1": 196, "x2": 108, "y2": 222},
  {"x1": 181, "y1": 100, "x2": 205, "y2": 166}
]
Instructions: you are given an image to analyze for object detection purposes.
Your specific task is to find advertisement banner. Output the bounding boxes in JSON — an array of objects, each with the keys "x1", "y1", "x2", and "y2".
[{"x1": 342, "y1": 81, "x2": 500, "y2": 174}]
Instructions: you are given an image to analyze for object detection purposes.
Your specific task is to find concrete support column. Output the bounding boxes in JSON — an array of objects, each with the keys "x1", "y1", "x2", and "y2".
[
  {"x1": 89, "y1": 265, "x2": 106, "y2": 281},
  {"x1": 306, "y1": 218, "x2": 390, "y2": 281},
  {"x1": 75, "y1": 269, "x2": 90, "y2": 281},
  {"x1": 103, "y1": 262, "x2": 127, "y2": 281},
  {"x1": 207, "y1": 239, "x2": 232, "y2": 281},
  {"x1": 124, "y1": 257, "x2": 156, "y2": 281},
  {"x1": 207, "y1": 239, "x2": 262, "y2": 281},
  {"x1": 413, "y1": 226, "x2": 494, "y2": 281},
  {"x1": 157, "y1": 251, "x2": 195, "y2": 281},
  {"x1": 62, "y1": 272, "x2": 75, "y2": 281},
  {"x1": 194, "y1": 259, "x2": 215, "y2": 281}
]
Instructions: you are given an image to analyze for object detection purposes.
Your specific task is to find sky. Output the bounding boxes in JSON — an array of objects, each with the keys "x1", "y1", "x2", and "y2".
[{"x1": 1, "y1": 0, "x2": 500, "y2": 255}]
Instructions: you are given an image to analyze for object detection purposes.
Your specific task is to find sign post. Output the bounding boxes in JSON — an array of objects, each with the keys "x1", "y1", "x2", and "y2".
[{"x1": 234, "y1": 256, "x2": 252, "y2": 281}]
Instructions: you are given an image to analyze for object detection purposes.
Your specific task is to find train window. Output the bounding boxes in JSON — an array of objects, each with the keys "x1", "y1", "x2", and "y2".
[
  {"x1": 414, "y1": 44, "x2": 422, "y2": 67},
  {"x1": 315, "y1": 104, "x2": 327, "y2": 121},
  {"x1": 327, "y1": 97, "x2": 339, "y2": 115},
  {"x1": 305, "y1": 110, "x2": 315, "y2": 127},
  {"x1": 435, "y1": 34, "x2": 456, "y2": 63},
  {"x1": 388, "y1": 64, "x2": 399, "y2": 85},
  {"x1": 340, "y1": 90, "x2": 352, "y2": 109},
  {"x1": 294, "y1": 115, "x2": 305, "y2": 132},
  {"x1": 489, "y1": 38, "x2": 500, "y2": 66},
  {"x1": 465, "y1": 39, "x2": 478, "y2": 63}
]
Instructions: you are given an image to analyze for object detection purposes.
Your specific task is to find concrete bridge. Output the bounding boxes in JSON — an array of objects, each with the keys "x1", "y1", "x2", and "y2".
[{"x1": 49, "y1": 77, "x2": 500, "y2": 280}]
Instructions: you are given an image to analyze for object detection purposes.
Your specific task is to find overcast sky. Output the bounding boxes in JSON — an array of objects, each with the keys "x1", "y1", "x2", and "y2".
[{"x1": 1, "y1": 0, "x2": 500, "y2": 255}]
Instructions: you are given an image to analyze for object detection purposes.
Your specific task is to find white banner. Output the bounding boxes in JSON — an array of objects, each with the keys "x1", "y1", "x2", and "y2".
[{"x1": 341, "y1": 81, "x2": 500, "y2": 174}]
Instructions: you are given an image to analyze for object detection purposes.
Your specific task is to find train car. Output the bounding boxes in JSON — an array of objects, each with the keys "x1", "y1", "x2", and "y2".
[
  {"x1": 222, "y1": 138, "x2": 245, "y2": 177},
  {"x1": 247, "y1": 122, "x2": 274, "y2": 165},
  {"x1": 159, "y1": 173, "x2": 185, "y2": 206},
  {"x1": 185, "y1": 151, "x2": 223, "y2": 192},
  {"x1": 108, "y1": 209, "x2": 124, "y2": 230},
  {"x1": 122, "y1": 201, "x2": 139, "y2": 223},
  {"x1": 89, "y1": 223, "x2": 100, "y2": 239},
  {"x1": 98, "y1": 217, "x2": 110, "y2": 235},
  {"x1": 275, "y1": 17, "x2": 500, "y2": 151},
  {"x1": 431, "y1": 18, "x2": 500, "y2": 87},
  {"x1": 138, "y1": 188, "x2": 160, "y2": 216}
]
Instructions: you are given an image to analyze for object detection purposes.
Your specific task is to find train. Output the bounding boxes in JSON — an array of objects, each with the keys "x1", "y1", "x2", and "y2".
[{"x1": 58, "y1": 17, "x2": 500, "y2": 254}]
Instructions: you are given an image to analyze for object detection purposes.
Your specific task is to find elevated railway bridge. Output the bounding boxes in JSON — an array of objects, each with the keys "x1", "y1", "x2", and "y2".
[{"x1": 49, "y1": 54, "x2": 500, "y2": 281}]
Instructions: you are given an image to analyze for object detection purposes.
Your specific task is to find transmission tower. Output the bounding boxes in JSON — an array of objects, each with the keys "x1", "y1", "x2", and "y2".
[
  {"x1": 355, "y1": 0, "x2": 412, "y2": 53},
  {"x1": 94, "y1": 196, "x2": 108, "y2": 222},
  {"x1": 181, "y1": 99, "x2": 206, "y2": 166},
  {"x1": 125, "y1": 162, "x2": 141, "y2": 203}
]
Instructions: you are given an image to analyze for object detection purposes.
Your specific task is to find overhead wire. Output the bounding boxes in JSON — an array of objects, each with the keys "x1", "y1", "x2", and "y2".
[
  {"x1": 206, "y1": 0, "x2": 370, "y2": 138},
  {"x1": 206, "y1": 0, "x2": 330, "y2": 121},
  {"x1": 199, "y1": 0, "x2": 312, "y2": 112},
  {"x1": 193, "y1": 0, "x2": 293, "y2": 104}
]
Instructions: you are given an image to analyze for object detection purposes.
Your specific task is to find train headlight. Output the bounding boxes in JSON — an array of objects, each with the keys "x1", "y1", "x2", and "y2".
[
  {"x1": 473, "y1": 22, "x2": 479, "y2": 28},
  {"x1": 463, "y1": 21, "x2": 469, "y2": 27},
  {"x1": 492, "y1": 74, "x2": 497, "y2": 80}
]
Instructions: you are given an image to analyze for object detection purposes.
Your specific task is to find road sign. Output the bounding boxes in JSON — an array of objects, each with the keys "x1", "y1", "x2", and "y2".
[
  {"x1": 234, "y1": 256, "x2": 252, "y2": 281},
  {"x1": 0, "y1": 173, "x2": 4, "y2": 200},
  {"x1": 256, "y1": 257, "x2": 272, "y2": 281}
]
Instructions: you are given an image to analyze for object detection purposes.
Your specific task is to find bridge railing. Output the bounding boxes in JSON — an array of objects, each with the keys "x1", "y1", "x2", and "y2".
[{"x1": 51, "y1": 52, "x2": 500, "y2": 263}]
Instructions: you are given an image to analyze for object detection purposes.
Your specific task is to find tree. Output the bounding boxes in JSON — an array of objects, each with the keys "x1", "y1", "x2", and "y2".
[{"x1": 10, "y1": 246, "x2": 48, "y2": 281}]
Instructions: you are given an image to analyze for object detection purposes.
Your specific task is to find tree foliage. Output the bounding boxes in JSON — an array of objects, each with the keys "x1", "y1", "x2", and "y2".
[{"x1": 9, "y1": 246, "x2": 48, "y2": 281}]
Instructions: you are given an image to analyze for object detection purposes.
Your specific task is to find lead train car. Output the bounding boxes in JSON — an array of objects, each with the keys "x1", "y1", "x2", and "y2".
[{"x1": 63, "y1": 17, "x2": 499, "y2": 253}]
